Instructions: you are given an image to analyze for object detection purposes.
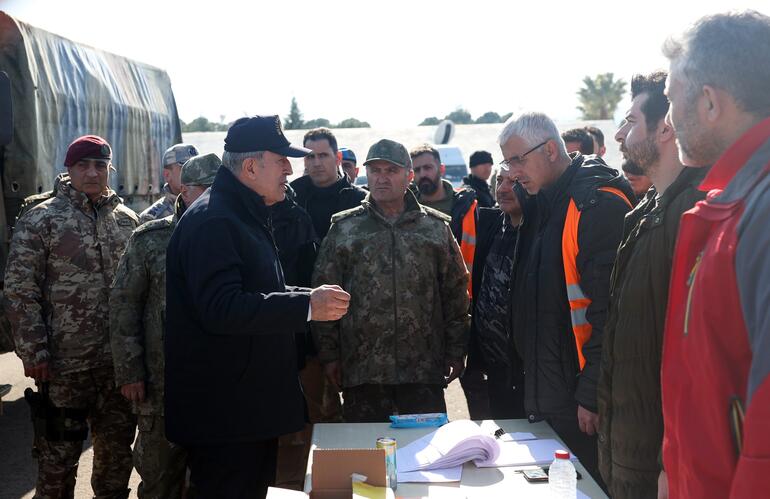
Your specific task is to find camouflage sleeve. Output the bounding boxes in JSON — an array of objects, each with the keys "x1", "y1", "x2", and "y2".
[
  {"x1": 138, "y1": 212, "x2": 153, "y2": 225},
  {"x1": 3, "y1": 214, "x2": 50, "y2": 366},
  {"x1": 310, "y1": 222, "x2": 343, "y2": 364},
  {"x1": 439, "y1": 224, "x2": 471, "y2": 363},
  {"x1": 109, "y1": 233, "x2": 149, "y2": 386}
]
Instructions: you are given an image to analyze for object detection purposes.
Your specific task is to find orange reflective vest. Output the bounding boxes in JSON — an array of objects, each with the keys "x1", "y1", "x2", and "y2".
[
  {"x1": 459, "y1": 199, "x2": 478, "y2": 298},
  {"x1": 561, "y1": 187, "x2": 632, "y2": 369}
]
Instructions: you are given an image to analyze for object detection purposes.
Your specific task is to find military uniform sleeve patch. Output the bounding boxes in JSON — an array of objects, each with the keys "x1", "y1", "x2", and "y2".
[
  {"x1": 331, "y1": 205, "x2": 366, "y2": 223},
  {"x1": 422, "y1": 206, "x2": 452, "y2": 223},
  {"x1": 134, "y1": 217, "x2": 172, "y2": 235}
]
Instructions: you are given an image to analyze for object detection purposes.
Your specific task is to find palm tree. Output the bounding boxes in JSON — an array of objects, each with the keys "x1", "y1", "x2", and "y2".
[{"x1": 577, "y1": 73, "x2": 627, "y2": 120}]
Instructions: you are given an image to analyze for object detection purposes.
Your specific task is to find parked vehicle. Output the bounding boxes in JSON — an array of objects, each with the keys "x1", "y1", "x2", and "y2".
[{"x1": 0, "y1": 10, "x2": 182, "y2": 272}]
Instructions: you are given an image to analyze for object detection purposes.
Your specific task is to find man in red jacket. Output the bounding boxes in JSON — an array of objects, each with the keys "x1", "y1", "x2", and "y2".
[{"x1": 660, "y1": 10, "x2": 770, "y2": 498}]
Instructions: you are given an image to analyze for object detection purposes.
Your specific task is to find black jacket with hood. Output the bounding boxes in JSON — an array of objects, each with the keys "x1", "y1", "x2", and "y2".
[
  {"x1": 510, "y1": 153, "x2": 633, "y2": 422},
  {"x1": 462, "y1": 174, "x2": 495, "y2": 208},
  {"x1": 289, "y1": 174, "x2": 366, "y2": 239}
]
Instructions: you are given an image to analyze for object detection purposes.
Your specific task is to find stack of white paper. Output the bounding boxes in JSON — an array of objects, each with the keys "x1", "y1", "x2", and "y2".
[
  {"x1": 396, "y1": 420, "x2": 500, "y2": 474},
  {"x1": 474, "y1": 438, "x2": 575, "y2": 467},
  {"x1": 395, "y1": 420, "x2": 577, "y2": 483}
]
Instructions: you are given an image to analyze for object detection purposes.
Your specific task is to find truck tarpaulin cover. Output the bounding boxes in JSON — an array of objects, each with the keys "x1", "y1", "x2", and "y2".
[{"x1": 0, "y1": 10, "x2": 182, "y2": 216}]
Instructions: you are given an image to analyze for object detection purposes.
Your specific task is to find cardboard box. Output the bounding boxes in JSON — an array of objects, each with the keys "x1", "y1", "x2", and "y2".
[
  {"x1": 268, "y1": 448, "x2": 387, "y2": 499},
  {"x1": 310, "y1": 448, "x2": 387, "y2": 499}
]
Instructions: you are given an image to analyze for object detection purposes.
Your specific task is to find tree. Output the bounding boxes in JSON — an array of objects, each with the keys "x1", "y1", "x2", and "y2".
[
  {"x1": 419, "y1": 117, "x2": 441, "y2": 126},
  {"x1": 577, "y1": 73, "x2": 627, "y2": 120},
  {"x1": 445, "y1": 108, "x2": 473, "y2": 124},
  {"x1": 303, "y1": 118, "x2": 331, "y2": 129},
  {"x1": 336, "y1": 118, "x2": 370, "y2": 128},
  {"x1": 500, "y1": 112, "x2": 513, "y2": 122},
  {"x1": 284, "y1": 97, "x2": 304, "y2": 130},
  {"x1": 183, "y1": 116, "x2": 215, "y2": 133},
  {"x1": 475, "y1": 111, "x2": 502, "y2": 124}
]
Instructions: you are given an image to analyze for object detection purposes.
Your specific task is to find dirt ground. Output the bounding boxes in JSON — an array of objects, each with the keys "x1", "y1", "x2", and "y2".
[{"x1": 0, "y1": 352, "x2": 469, "y2": 499}]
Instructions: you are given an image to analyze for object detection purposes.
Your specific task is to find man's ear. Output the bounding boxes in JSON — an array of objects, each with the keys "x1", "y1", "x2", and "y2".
[
  {"x1": 544, "y1": 139, "x2": 559, "y2": 161},
  {"x1": 407, "y1": 169, "x2": 415, "y2": 183},
  {"x1": 702, "y1": 85, "x2": 723, "y2": 123},
  {"x1": 658, "y1": 116, "x2": 675, "y2": 144},
  {"x1": 162, "y1": 167, "x2": 171, "y2": 183},
  {"x1": 440, "y1": 164, "x2": 446, "y2": 176},
  {"x1": 243, "y1": 157, "x2": 259, "y2": 180},
  {"x1": 336, "y1": 150, "x2": 342, "y2": 165}
]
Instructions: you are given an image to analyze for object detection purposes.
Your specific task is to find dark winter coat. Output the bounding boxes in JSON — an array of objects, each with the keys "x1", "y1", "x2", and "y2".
[
  {"x1": 289, "y1": 174, "x2": 366, "y2": 239},
  {"x1": 510, "y1": 153, "x2": 633, "y2": 421},
  {"x1": 164, "y1": 167, "x2": 310, "y2": 445},
  {"x1": 597, "y1": 166, "x2": 708, "y2": 498},
  {"x1": 272, "y1": 191, "x2": 319, "y2": 364},
  {"x1": 463, "y1": 174, "x2": 495, "y2": 208}
]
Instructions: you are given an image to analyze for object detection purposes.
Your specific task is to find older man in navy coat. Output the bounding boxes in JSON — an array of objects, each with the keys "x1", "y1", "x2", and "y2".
[{"x1": 164, "y1": 115, "x2": 350, "y2": 498}]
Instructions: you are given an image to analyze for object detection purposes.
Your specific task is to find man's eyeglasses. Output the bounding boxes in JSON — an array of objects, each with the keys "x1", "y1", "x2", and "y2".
[{"x1": 500, "y1": 141, "x2": 548, "y2": 170}]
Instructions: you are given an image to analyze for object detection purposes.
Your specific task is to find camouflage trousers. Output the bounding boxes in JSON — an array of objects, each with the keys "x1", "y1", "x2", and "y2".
[
  {"x1": 134, "y1": 415, "x2": 188, "y2": 499},
  {"x1": 342, "y1": 383, "x2": 446, "y2": 423},
  {"x1": 33, "y1": 367, "x2": 136, "y2": 499}
]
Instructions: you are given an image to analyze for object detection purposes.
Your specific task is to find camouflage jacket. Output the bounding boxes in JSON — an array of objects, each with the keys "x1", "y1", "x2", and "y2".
[
  {"x1": 3, "y1": 181, "x2": 139, "y2": 374},
  {"x1": 312, "y1": 191, "x2": 470, "y2": 387},
  {"x1": 138, "y1": 183, "x2": 175, "y2": 224},
  {"x1": 110, "y1": 204, "x2": 178, "y2": 415},
  {"x1": 15, "y1": 173, "x2": 70, "y2": 225}
]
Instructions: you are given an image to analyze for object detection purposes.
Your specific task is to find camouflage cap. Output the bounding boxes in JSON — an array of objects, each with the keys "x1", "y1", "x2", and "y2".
[
  {"x1": 181, "y1": 153, "x2": 221, "y2": 186},
  {"x1": 163, "y1": 143, "x2": 199, "y2": 167},
  {"x1": 364, "y1": 139, "x2": 412, "y2": 169}
]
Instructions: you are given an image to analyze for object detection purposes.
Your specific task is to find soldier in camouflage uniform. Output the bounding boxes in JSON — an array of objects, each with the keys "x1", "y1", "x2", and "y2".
[
  {"x1": 3, "y1": 135, "x2": 139, "y2": 499},
  {"x1": 0, "y1": 173, "x2": 70, "y2": 354},
  {"x1": 110, "y1": 153, "x2": 220, "y2": 499},
  {"x1": 138, "y1": 143, "x2": 199, "y2": 224},
  {"x1": 312, "y1": 139, "x2": 470, "y2": 422}
]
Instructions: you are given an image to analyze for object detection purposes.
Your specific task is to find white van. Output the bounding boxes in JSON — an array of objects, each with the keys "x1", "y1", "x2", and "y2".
[{"x1": 435, "y1": 145, "x2": 468, "y2": 188}]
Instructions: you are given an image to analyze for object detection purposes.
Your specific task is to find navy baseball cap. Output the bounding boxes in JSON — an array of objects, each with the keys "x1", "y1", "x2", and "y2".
[
  {"x1": 224, "y1": 115, "x2": 310, "y2": 157},
  {"x1": 340, "y1": 147, "x2": 357, "y2": 164}
]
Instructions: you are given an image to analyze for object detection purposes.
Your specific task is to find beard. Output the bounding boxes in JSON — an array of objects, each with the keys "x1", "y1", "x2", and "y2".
[
  {"x1": 672, "y1": 92, "x2": 724, "y2": 167},
  {"x1": 675, "y1": 117, "x2": 724, "y2": 167},
  {"x1": 418, "y1": 176, "x2": 440, "y2": 195},
  {"x1": 621, "y1": 157, "x2": 645, "y2": 176},
  {"x1": 625, "y1": 135, "x2": 660, "y2": 175}
]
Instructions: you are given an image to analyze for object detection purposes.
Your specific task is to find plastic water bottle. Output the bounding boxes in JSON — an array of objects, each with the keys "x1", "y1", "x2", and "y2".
[{"x1": 549, "y1": 449, "x2": 577, "y2": 498}]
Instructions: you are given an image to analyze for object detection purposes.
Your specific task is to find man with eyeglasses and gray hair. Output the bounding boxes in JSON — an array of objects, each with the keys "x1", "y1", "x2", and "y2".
[{"x1": 499, "y1": 112, "x2": 633, "y2": 486}]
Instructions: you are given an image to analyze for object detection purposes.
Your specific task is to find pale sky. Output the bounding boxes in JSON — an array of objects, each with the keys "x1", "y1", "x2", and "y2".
[{"x1": 2, "y1": 0, "x2": 768, "y2": 127}]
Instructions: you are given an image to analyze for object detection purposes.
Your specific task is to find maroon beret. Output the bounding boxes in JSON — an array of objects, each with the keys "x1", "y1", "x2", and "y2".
[{"x1": 64, "y1": 135, "x2": 112, "y2": 167}]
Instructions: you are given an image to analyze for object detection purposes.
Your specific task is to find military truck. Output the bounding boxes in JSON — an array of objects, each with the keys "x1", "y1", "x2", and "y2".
[{"x1": 0, "y1": 10, "x2": 182, "y2": 273}]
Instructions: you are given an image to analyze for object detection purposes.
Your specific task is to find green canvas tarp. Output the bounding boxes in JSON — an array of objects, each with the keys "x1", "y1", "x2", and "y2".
[{"x1": 0, "y1": 10, "x2": 182, "y2": 218}]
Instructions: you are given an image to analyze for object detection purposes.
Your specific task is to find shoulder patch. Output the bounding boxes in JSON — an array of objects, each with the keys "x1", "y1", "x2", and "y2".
[
  {"x1": 118, "y1": 205, "x2": 140, "y2": 224},
  {"x1": 18, "y1": 195, "x2": 62, "y2": 223},
  {"x1": 422, "y1": 206, "x2": 452, "y2": 223},
  {"x1": 134, "y1": 216, "x2": 173, "y2": 235},
  {"x1": 331, "y1": 205, "x2": 366, "y2": 223}
]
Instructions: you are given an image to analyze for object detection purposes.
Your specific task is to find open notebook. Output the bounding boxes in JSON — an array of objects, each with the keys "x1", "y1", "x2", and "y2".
[{"x1": 396, "y1": 420, "x2": 575, "y2": 482}]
